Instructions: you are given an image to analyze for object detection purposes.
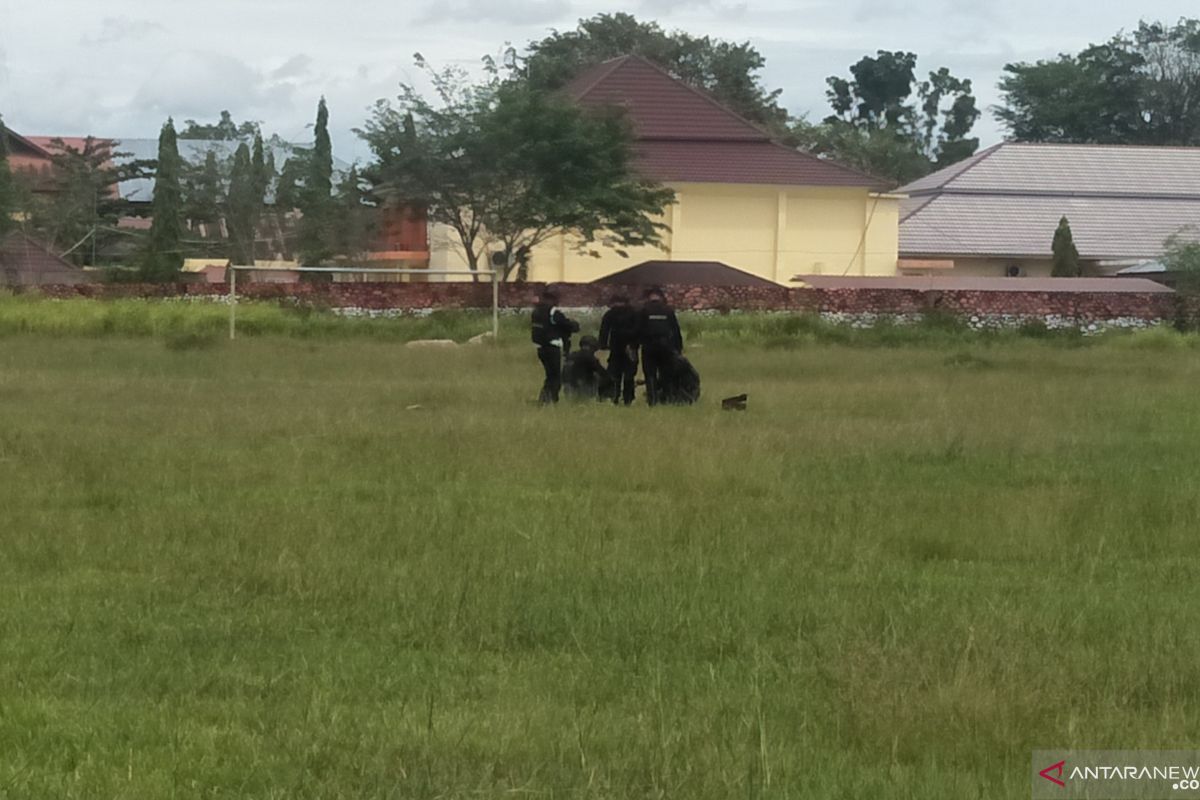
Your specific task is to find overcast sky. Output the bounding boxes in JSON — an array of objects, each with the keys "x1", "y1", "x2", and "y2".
[{"x1": 1, "y1": 0, "x2": 1197, "y2": 162}]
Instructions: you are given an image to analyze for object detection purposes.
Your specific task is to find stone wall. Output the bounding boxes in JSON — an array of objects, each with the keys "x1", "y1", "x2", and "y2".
[{"x1": 24, "y1": 280, "x2": 1198, "y2": 330}]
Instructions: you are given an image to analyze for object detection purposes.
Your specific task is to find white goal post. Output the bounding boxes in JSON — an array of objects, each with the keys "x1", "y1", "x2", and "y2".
[{"x1": 226, "y1": 265, "x2": 500, "y2": 341}]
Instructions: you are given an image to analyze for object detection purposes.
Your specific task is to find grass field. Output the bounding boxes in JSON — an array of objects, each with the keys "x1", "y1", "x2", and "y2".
[{"x1": 3, "y1": 310, "x2": 1200, "y2": 798}]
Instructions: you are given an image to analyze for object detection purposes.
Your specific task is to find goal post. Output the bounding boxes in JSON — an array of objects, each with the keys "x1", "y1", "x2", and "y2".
[{"x1": 226, "y1": 265, "x2": 500, "y2": 341}]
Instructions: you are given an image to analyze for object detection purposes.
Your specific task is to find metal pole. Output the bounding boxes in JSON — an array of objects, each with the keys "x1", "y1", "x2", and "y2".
[
  {"x1": 228, "y1": 265, "x2": 237, "y2": 340},
  {"x1": 491, "y1": 269, "x2": 499, "y2": 340}
]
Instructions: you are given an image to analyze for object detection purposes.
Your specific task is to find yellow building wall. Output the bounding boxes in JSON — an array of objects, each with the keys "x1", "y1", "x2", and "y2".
[
  {"x1": 431, "y1": 182, "x2": 901, "y2": 284},
  {"x1": 899, "y1": 257, "x2": 1055, "y2": 278}
]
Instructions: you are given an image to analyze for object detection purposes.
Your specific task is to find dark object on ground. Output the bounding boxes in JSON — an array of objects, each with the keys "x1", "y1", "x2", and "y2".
[
  {"x1": 563, "y1": 344, "x2": 613, "y2": 401},
  {"x1": 657, "y1": 354, "x2": 701, "y2": 405},
  {"x1": 722, "y1": 394, "x2": 748, "y2": 411}
]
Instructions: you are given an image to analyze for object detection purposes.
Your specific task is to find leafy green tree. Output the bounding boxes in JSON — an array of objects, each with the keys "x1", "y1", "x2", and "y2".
[
  {"x1": 811, "y1": 50, "x2": 979, "y2": 184},
  {"x1": 226, "y1": 143, "x2": 259, "y2": 265},
  {"x1": 0, "y1": 115, "x2": 18, "y2": 236},
  {"x1": 141, "y1": 118, "x2": 185, "y2": 280},
  {"x1": 29, "y1": 137, "x2": 132, "y2": 265},
  {"x1": 298, "y1": 98, "x2": 335, "y2": 265},
  {"x1": 998, "y1": 19, "x2": 1200, "y2": 144},
  {"x1": 1161, "y1": 227, "x2": 1200, "y2": 295},
  {"x1": 521, "y1": 12, "x2": 788, "y2": 133},
  {"x1": 181, "y1": 110, "x2": 259, "y2": 141},
  {"x1": 359, "y1": 58, "x2": 675, "y2": 280},
  {"x1": 1051, "y1": 217, "x2": 1082, "y2": 277}
]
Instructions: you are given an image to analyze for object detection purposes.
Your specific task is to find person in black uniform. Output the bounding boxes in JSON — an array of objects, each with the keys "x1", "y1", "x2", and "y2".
[
  {"x1": 598, "y1": 294, "x2": 640, "y2": 406},
  {"x1": 563, "y1": 335, "x2": 613, "y2": 401},
  {"x1": 530, "y1": 288, "x2": 579, "y2": 404},
  {"x1": 638, "y1": 287, "x2": 683, "y2": 407}
]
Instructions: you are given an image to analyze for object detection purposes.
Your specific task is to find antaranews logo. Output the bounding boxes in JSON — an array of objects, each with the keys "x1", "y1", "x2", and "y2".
[
  {"x1": 1032, "y1": 751, "x2": 1200, "y2": 799},
  {"x1": 1039, "y1": 760, "x2": 1066, "y2": 788}
]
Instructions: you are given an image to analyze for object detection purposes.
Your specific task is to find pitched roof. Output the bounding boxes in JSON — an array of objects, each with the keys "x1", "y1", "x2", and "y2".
[
  {"x1": 793, "y1": 274, "x2": 1175, "y2": 294},
  {"x1": 899, "y1": 142, "x2": 1200, "y2": 260},
  {"x1": 0, "y1": 231, "x2": 91, "y2": 286},
  {"x1": 594, "y1": 259, "x2": 779, "y2": 287},
  {"x1": 568, "y1": 55, "x2": 885, "y2": 189}
]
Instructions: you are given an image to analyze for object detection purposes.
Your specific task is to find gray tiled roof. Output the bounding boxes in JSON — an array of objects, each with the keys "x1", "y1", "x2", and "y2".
[{"x1": 899, "y1": 143, "x2": 1200, "y2": 260}]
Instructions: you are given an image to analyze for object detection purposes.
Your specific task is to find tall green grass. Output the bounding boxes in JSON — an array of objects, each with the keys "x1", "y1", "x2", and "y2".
[
  {"x1": 6, "y1": 292, "x2": 1199, "y2": 350},
  {"x1": 2, "y1": 336, "x2": 1200, "y2": 797}
]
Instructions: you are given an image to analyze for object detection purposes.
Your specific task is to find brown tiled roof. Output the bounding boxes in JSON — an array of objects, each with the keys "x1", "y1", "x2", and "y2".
[
  {"x1": 594, "y1": 260, "x2": 778, "y2": 287},
  {"x1": 793, "y1": 274, "x2": 1175, "y2": 294},
  {"x1": 0, "y1": 231, "x2": 91, "y2": 286},
  {"x1": 899, "y1": 142, "x2": 1200, "y2": 260},
  {"x1": 568, "y1": 55, "x2": 884, "y2": 189}
]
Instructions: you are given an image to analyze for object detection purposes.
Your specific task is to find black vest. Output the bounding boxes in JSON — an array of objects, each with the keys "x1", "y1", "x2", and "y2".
[{"x1": 531, "y1": 303, "x2": 555, "y2": 346}]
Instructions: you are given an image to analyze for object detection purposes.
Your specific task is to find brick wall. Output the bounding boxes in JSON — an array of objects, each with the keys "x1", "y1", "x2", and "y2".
[{"x1": 24, "y1": 281, "x2": 1199, "y2": 329}]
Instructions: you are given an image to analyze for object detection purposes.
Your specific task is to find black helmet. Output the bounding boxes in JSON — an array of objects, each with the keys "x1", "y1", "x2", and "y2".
[{"x1": 579, "y1": 335, "x2": 600, "y2": 351}]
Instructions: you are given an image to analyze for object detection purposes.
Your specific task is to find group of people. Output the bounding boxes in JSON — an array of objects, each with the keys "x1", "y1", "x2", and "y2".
[{"x1": 531, "y1": 287, "x2": 700, "y2": 406}]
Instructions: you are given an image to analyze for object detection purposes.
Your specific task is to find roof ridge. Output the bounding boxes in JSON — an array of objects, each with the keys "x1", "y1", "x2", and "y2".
[
  {"x1": 569, "y1": 55, "x2": 633, "y2": 102},
  {"x1": 618, "y1": 54, "x2": 771, "y2": 141},
  {"x1": 938, "y1": 142, "x2": 1005, "y2": 191}
]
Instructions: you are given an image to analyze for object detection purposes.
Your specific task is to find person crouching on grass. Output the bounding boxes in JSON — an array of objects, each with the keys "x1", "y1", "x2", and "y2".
[
  {"x1": 563, "y1": 335, "x2": 614, "y2": 401},
  {"x1": 530, "y1": 288, "x2": 580, "y2": 404}
]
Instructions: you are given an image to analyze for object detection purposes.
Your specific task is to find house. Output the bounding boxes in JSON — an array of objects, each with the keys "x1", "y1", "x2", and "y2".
[
  {"x1": 430, "y1": 55, "x2": 901, "y2": 284},
  {"x1": 0, "y1": 231, "x2": 92, "y2": 285},
  {"x1": 898, "y1": 142, "x2": 1200, "y2": 277}
]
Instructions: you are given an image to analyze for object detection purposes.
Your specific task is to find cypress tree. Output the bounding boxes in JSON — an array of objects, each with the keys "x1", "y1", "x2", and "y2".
[
  {"x1": 227, "y1": 143, "x2": 257, "y2": 266},
  {"x1": 144, "y1": 118, "x2": 184, "y2": 280},
  {"x1": 1051, "y1": 216, "x2": 1081, "y2": 277},
  {"x1": 185, "y1": 150, "x2": 222, "y2": 226},
  {"x1": 298, "y1": 97, "x2": 335, "y2": 265}
]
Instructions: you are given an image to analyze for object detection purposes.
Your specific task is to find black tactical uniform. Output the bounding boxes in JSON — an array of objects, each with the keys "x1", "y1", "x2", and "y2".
[
  {"x1": 531, "y1": 295, "x2": 579, "y2": 404},
  {"x1": 598, "y1": 297, "x2": 640, "y2": 405},
  {"x1": 663, "y1": 354, "x2": 701, "y2": 405},
  {"x1": 638, "y1": 290, "x2": 683, "y2": 407},
  {"x1": 563, "y1": 336, "x2": 613, "y2": 401}
]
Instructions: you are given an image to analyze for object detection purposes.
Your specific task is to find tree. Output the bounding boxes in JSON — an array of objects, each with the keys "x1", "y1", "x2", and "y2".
[
  {"x1": 183, "y1": 149, "x2": 223, "y2": 226},
  {"x1": 521, "y1": 12, "x2": 788, "y2": 133},
  {"x1": 808, "y1": 50, "x2": 980, "y2": 184},
  {"x1": 358, "y1": 58, "x2": 675, "y2": 280},
  {"x1": 226, "y1": 143, "x2": 259, "y2": 265},
  {"x1": 0, "y1": 116, "x2": 18, "y2": 236},
  {"x1": 297, "y1": 97, "x2": 335, "y2": 265},
  {"x1": 142, "y1": 118, "x2": 185, "y2": 280},
  {"x1": 997, "y1": 19, "x2": 1200, "y2": 144},
  {"x1": 332, "y1": 165, "x2": 373, "y2": 259},
  {"x1": 1161, "y1": 227, "x2": 1200, "y2": 294},
  {"x1": 181, "y1": 110, "x2": 259, "y2": 141},
  {"x1": 1051, "y1": 217, "x2": 1082, "y2": 277},
  {"x1": 29, "y1": 138, "x2": 132, "y2": 265}
]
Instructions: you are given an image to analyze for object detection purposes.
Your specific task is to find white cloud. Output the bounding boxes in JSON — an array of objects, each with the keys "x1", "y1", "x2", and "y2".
[{"x1": 80, "y1": 16, "x2": 166, "y2": 46}]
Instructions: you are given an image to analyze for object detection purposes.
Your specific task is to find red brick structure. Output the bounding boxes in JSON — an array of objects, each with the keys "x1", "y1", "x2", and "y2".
[{"x1": 25, "y1": 280, "x2": 1197, "y2": 329}]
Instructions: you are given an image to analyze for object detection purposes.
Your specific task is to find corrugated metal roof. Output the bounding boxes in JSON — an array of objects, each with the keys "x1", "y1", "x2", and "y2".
[
  {"x1": 901, "y1": 193, "x2": 1200, "y2": 259},
  {"x1": 594, "y1": 259, "x2": 778, "y2": 286},
  {"x1": 793, "y1": 274, "x2": 1175, "y2": 293},
  {"x1": 569, "y1": 55, "x2": 884, "y2": 189}
]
